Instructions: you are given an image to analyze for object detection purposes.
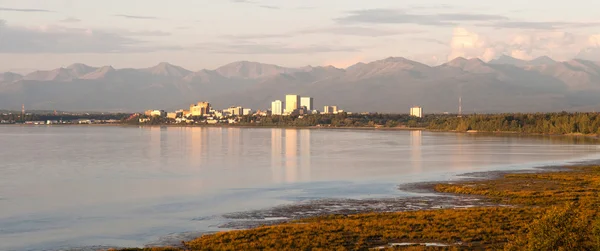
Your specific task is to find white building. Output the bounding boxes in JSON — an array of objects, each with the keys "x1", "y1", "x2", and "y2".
[
  {"x1": 243, "y1": 108, "x2": 253, "y2": 116},
  {"x1": 271, "y1": 100, "x2": 283, "y2": 115},
  {"x1": 324, "y1": 106, "x2": 339, "y2": 114},
  {"x1": 410, "y1": 106, "x2": 423, "y2": 118},
  {"x1": 285, "y1": 95, "x2": 300, "y2": 114},
  {"x1": 150, "y1": 110, "x2": 166, "y2": 117},
  {"x1": 225, "y1": 106, "x2": 243, "y2": 116},
  {"x1": 300, "y1": 97, "x2": 314, "y2": 111}
]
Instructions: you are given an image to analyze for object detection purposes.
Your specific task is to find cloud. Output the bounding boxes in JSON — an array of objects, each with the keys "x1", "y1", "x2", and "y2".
[
  {"x1": 230, "y1": 0, "x2": 281, "y2": 10},
  {"x1": 483, "y1": 21, "x2": 600, "y2": 30},
  {"x1": 413, "y1": 38, "x2": 447, "y2": 46},
  {"x1": 223, "y1": 26, "x2": 421, "y2": 39},
  {"x1": 409, "y1": 4, "x2": 455, "y2": 10},
  {"x1": 577, "y1": 34, "x2": 600, "y2": 61},
  {"x1": 445, "y1": 27, "x2": 593, "y2": 61},
  {"x1": 259, "y1": 5, "x2": 281, "y2": 10},
  {"x1": 0, "y1": 7, "x2": 53, "y2": 12},
  {"x1": 113, "y1": 14, "x2": 160, "y2": 20},
  {"x1": 204, "y1": 41, "x2": 360, "y2": 55},
  {"x1": 295, "y1": 6, "x2": 315, "y2": 10},
  {"x1": 301, "y1": 26, "x2": 422, "y2": 37},
  {"x1": 120, "y1": 30, "x2": 172, "y2": 36},
  {"x1": 336, "y1": 9, "x2": 508, "y2": 26},
  {"x1": 448, "y1": 27, "x2": 495, "y2": 61},
  {"x1": 0, "y1": 21, "x2": 180, "y2": 53},
  {"x1": 60, "y1": 17, "x2": 81, "y2": 23},
  {"x1": 589, "y1": 35, "x2": 600, "y2": 47}
]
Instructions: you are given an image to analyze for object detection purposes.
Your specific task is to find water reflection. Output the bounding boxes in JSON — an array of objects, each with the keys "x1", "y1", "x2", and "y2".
[
  {"x1": 300, "y1": 129, "x2": 311, "y2": 182},
  {"x1": 285, "y1": 129, "x2": 298, "y2": 183},
  {"x1": 271, "y1": 129, "x2": 312, "y2": 183},
  {"x1": 227, "y1": 128, "x2": 242, "y2": 157},
  {"x1": 410, "y1": 130, "x2": 422, "y2": 171},
  {"x1": 2, "y1": 126, "x2": 599, "y2": 251},
  {"x1": 271, "y1": 129, "x2": 284, "y2": 183},
  {"x1": 188, "y1": 127, "x2": 209, "y2": 166}
]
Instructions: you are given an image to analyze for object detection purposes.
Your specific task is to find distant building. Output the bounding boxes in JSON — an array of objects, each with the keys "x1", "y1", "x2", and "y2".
[
  {"x1": 256, "y1": 110, "x2": 270, "y2": 116},
  {"x1": 410, "y1": 106, "x2": 423, "y2": 118},
  {"x1": 190, "y1": 102, "x2": 211, "y2": 117},
  {"x1": 300, "y1": 97, "x2": 314, "y2": 111},
  {"x1": 167, "y1": 112, "x2": 178, "y2": 119},
  {"x1": 324, "y1": 106, "x2": 339, "y2": 114},
  {"x1": 243, "y1": 108, "x2": 253, "y2": 116},
  {"x1": 271, "y1": 100, "x2": 283, "y2": 115},
  {"x1": 285, "y1": 95, "x2": 300, "y2": 114},
  {"x1": 150, "y1": 110, "x2": 166, "y2": 117},
  {"x1": 144, "y1": 110, "x2": 153, "y2": 116},
  {"x1": 225, "y1": 106, "x2": 243, "y2": 116}
]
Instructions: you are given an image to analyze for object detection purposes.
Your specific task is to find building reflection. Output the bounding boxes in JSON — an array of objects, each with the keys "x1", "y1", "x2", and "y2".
[
  {"x1": 271, "y1": 128, "x2": 284, "y2": 183},
  {"x1": 285, "y1": 129, "x2": 298, "y2": 183},
  {"x1": 227, "y1": 128, "x2": 242, "y2": 157},
  {"x1": 299, "y1": 129, "x2": 311, "y2": 181},
  {"x1": 144, "y1": 126, "x2": 161, "y2": 161},
  {"x1": 449, "y1": 133, "x2": 468, "y2": 171},
  {"x1": 271, "y1": 129, "x2": 312, "y2": 183},
  {"x1": 188, "y1": 127, "x2": 207, "y2": 165},
  {"x1": 410, "y1": 130, "x2": 422, "y2": 171}
]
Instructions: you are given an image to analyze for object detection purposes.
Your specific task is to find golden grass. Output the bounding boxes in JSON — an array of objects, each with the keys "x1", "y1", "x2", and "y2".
[{"x1": 120, "y1": 166, "x2": 600, "y2": 250}]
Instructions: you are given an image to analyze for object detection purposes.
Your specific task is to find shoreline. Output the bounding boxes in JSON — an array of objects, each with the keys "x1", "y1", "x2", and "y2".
[
  {"x1": 174, "y1": 161, "x2": 599, "y2": 250},
  {"x1": 6, "y1": 123, "x2": 600, "y2": 140},
  {"x1": 133, "y1": 158, "x2": 600, "y2": 250}
]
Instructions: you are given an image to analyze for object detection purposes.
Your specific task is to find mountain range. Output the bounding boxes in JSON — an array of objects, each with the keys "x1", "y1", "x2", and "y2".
[{"x1": 1, "y1": 55, "x2": 600, "y2": 113}]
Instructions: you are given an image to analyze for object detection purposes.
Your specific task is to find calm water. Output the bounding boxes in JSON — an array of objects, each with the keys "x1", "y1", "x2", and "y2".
[{"x1": 0, "y1": 126, "x2": 598, "y2": 250}]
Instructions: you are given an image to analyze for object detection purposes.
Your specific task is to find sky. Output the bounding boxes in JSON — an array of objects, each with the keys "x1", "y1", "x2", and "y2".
[{"x1": 1, "y1": 0, "x2": 600, "y2": 73}]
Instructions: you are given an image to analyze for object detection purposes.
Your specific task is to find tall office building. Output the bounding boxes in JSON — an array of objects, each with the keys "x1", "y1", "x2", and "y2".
[
  {"x1": 226, "y1": 106, "x2": 243, "y2": 116},
  {"x1": 285, "y1": 95, "x2": 300, "y2": 114},
  {"x1": 190, "y1": 102, "x2": 211, "y2": 116},
  {"x1": 410, "y1": 106, "x2": 423, "y2": 118},
  {"x1": 271, "y1": 100, "x2": 283, "y2": 115},
  {"x1": 300, "y1": 97, "x2": 314, "y2": 111},
  {"x1": 324, "y1": 106, "x2": 339, "y2": 114}
]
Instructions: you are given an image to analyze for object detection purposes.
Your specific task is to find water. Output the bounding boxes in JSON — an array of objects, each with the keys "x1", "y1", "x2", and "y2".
[{"x1": 0, "y1": 126, "x2": 598, "y2": 250}]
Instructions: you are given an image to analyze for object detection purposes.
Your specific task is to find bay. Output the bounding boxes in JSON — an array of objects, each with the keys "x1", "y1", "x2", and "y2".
[{"x1": 0, "y1": 126, "x2": 598, "y2": 250}]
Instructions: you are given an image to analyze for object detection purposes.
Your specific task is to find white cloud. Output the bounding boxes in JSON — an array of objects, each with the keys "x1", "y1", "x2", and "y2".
[
  {"x1": 448, "y1": 27, "x2": 494, "y2": 61},
  {"x1": 589, "y1": 35, "x2": 600, "y2": 47},
  {"x1": 446, "y1": 27, "x2": 595, "y2": 62},
  {"x1": 0, "y1": 21, "x2": 179, "y2": 53}
]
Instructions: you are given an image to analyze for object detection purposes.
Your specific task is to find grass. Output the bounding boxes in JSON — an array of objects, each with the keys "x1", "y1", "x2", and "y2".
[{"x1": 119, "y1": 166, "x2": 600, "y2": 251}]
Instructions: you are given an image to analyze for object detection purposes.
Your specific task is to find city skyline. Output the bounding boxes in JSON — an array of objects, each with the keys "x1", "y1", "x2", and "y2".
[{"x1": 2, "y1": 0, "x2": 600, "y2": 73}]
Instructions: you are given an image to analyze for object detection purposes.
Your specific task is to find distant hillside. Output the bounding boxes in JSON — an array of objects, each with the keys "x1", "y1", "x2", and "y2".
[{"x1": 1, "y1": 56, "x2": 600, "y2": 113}]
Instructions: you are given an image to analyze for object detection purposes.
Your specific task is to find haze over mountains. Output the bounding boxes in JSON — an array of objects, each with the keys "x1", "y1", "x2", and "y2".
[{"x1": 1, "y1": 55, "x2": 600, "y2": 113}]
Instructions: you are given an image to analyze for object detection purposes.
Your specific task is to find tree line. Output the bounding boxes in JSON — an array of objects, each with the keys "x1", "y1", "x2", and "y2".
[{"x1": 428, "y1": 112, "x2": 600, "y2": 134}]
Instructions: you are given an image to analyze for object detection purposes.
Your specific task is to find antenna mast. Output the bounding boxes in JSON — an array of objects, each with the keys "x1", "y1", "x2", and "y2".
[{"x1": 458, "y1": 97, "x2": 462, "y2": 117}]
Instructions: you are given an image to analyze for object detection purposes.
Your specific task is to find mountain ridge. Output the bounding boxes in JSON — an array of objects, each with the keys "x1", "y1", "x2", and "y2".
[{"x1": 2, "y1": 56, "x2": 600, "y2": 113}]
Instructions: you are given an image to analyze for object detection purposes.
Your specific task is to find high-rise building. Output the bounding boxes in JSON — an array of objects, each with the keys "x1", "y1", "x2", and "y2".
[
  {"x1": 300, "y1": 97, "x2": 314, "y2": 111},
  {"x1": 410, "y1": 106, "x2": 423, "y2": 118},
  {"x1": 324, "y1": 106, "x2": 339, "y2": 114},
  {"x1": 190, "y1": 102, "x2": 211, "y2": 117},
  {"x1": 226, "y1": 106, "x2": 243, "y2": 116},
  {"x1": 150, "y1": 110, "x2": 166, "y2": 117},
  {"x1": 285, "y1": 95, "x2": 300, "y2": 114},
  {"x1": 271, "y1": 100, "x2": 283, "y2": 115}
]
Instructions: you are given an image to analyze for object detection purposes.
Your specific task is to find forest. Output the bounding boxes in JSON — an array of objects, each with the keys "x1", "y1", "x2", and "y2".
[{"x1": 427, "y1": 113, "x2": 600, "y2": 134}]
